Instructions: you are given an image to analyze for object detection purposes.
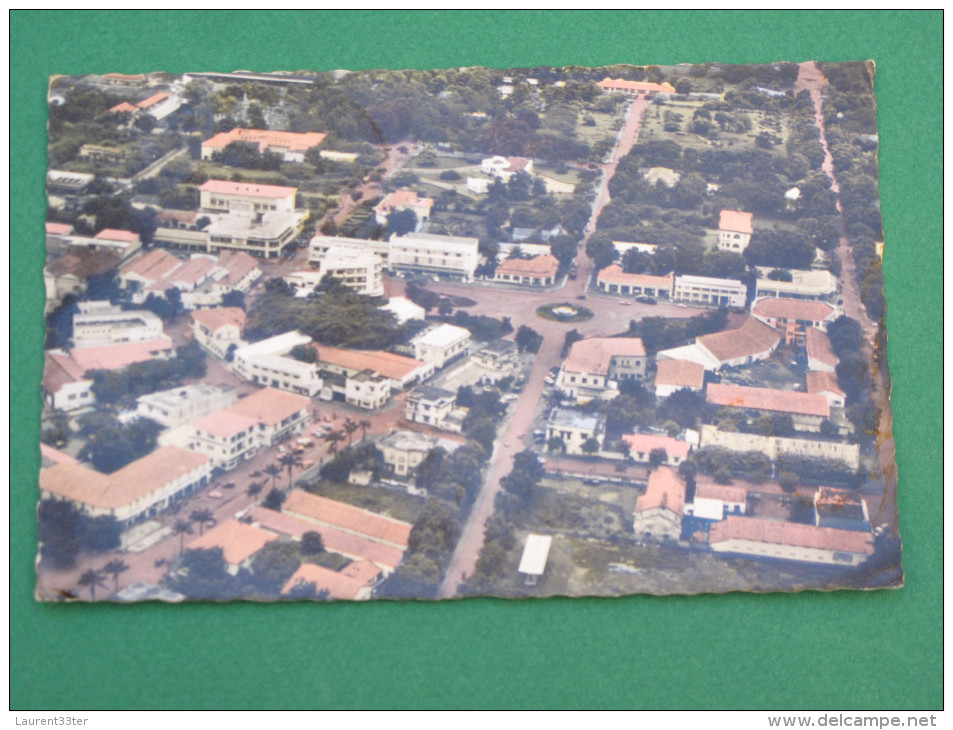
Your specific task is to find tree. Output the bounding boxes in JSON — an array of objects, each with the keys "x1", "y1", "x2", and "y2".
[
  {"x1": 342, "y1": 419, "x2": 360, "y2": 448},
  {"x1": 778, "y1": 471, "x2": 798, "y2": 493},
  {"x1": 264, "y1": 463, "x2": 282, "y2": 490},
  {"x1": 515, "y1": 325, "x2": 543, "y2": 354},
  {"x1": 173, "y1": 519, "x2": 193, "y2": 556},
  {"x1": 279, "y1": 451, "x2": 305, "y2": 488},
  {"x1": 164, "y1": 548, "x2": 234, "y2": 600},
  {"x1": 300, "y1": 531, "x2": 325, "y2": 555},
  {"x1": 585, "y1": 236, "x2": 618, "y2": 271},
  {"x1": 386, "y1": 208, "x2": 418, "y2": 237},
  {"x1": 247, "y1": 541, "x2": 302, "y2": 596},
  {"x1": 246, "y1": 481, "x2": 265, "y2": 499},
  {"x1": 547, "y1": 437, "x2": 566, "y2": 454},
  {"x1": 648, "y1": 448, "x2": 668, "y2": 469},
  {"x1": 189, "y1": 508, "x2": 216, "y2": 536},
  {"x1": 262, "y1": 488, "x2": 287, "y2": 512},
  {"x1": 358, "y1": 419, "x2": 372, "y2": 441},
  {"x1": 78, "y1": 568, "x2": 107, "y2": 601},
  {"x1": 581, "y1": 438, "x2": 601, "y2": 456},
  {"x1": 102, "y1": 559, "x2": 130, "y2": 594},
  {"x1": 323, "y1": 429, "x2": 343, "y2": 454}
]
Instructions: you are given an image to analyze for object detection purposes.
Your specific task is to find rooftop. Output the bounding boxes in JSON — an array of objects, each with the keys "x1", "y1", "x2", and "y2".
[
  {"x1": 202, "y1": 128, "x2": 327, "y2": 153},
  {"x1": 94, "y1": 228, "x2": 140, "y2": 243},
  {"x1": 517, "y1": 534, "x2": 553, "y2": 576},
  {"x1": 408, "y1": 385, "x2": 455, "y2": 402},
  {"x1": 635, "y1": 466, "x2": 685, "y2": 515},
  {"x1": 119, "y1": 249, "x2": 182, "y2": 281},
  {"x1": 226, "y1": 387, "x2": 310, "y2": 426},
  {"x1": 548, "y1": 408, "x2": 605, "y2": 432},
  {"x1": 806, "y1": 370, "x2": 845, "y2": 397},
  {"x1": 199, "y1": 179, "x2": 297, "y2": 199},
  {"x1": 621, "y1": 433, "x2": 690, "y2": 459},
  {"x1": 694, "y1": 477, "x2": 747, "y2": 505},
  {"x1": 283, "y1": 490, "x2": 412, "y2": 548},
  {"x1": 189, "y1": 409, "x2": 259, "y2": 438},
  {"x1": 375, "y1": 189, "x2": 434, "y2": 212},
  {"x1": 412, "y1": 324, "x2": 471, "y2": 349},
  {"x1": 706, "y1": 383, "x2": 830, "y2": 419},
  {"x1": 379, "y1": 430, "x2": 440, "y2": 453},
  {"x1": 597, "y1": 264, "x2": 674, "y2": 288},
  {"x1": 313, "y1": 343, "x2": 428, "y2": 381},
  {"x1": 187, "y1": 519, "x2": 277, "y2": 566},
  {"x1": 597, "y1": 78, "x2": 676, "y2": 94},
  {"x1": 563, "y1": 336, "x2": 645, "y2": 376},
  {"x1": 709, "y1": 515, "x2": 874, "y2": 554},
  {"x1": 654, "y1": 359, "x2": 706, "y2": 389},
  {"x1": 136, "y1": 92, "x2": 171, "y2": 109},
  {"x1": 191, "y1": 307, "x2": 246, "y2": 333},
  {"x1": 696, "y1": 317, "x2": 781, "y2": 364},
  {"x1": 495, "y1": 254, "x2": 559, "y2": 278},
  {"x1": 280, "y1": 560, "x2": 381, "y2": 600},
  {"x1": 43, "y1": 350, "x2": 88, "y2": 394},
  {"x1": 752, "y1": 297, "x2": 836, "y2": 323},
  {"x1": 68, "y1": 337, "x2": 174, "y2": 372},
  {"x1": 755, "y1": 267, "x2": 837, "y2": 295},
  {"x1": 718, "y1": 209, "x2": 754, "y2": 234},
  {"x1": 805, "y1": 328, "x2": 839, "y2": 368}
]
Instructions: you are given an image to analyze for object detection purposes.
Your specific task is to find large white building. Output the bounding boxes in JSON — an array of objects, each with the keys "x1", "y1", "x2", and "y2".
[
  {"x1": 672, "y1": 274, "x2": 747, "y2": 308},
  {"x1": 232, "y1": 331, "x2": 323, "y2": 397},
  {"x1": 411, "y1": 324, "x2": 471, "y2": 368},
  {"x1": 191, "y1": 307, "x2": 246, "y2": 360},
  {"x1": 754, "y1": 267, "x2": 838, "y2": 301},
  {"x1": 72, "y1": 302, "x2": 164, "y2": 348},
  {"x1": 545, "y1": 409, "x2": 606, "y2": 456},
  {"x1": 311, "y1": 247, "x2": 384, "y2": 297},
  {"x1": 716, "y1": 209, "x2": 754, "y2": 253},
  {"x1": 136, "y1": 384, "x2": 238, "y2": 429},
  {"x1": 199, "y1": 180, "x2": 297, "y2": 215}
]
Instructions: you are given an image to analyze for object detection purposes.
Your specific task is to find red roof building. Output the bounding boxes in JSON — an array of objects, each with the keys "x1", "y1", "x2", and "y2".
[
  {"x1": 187, "y1": 519, "x2": 277, "y2": 571},
  {"x1": 280, "y1": 560, "x2": 382, "y2": 601},
  {"x1": 752, "y1": 297, "x2": 837, "y2": 345},
  {"x1": 706, "y1": 382, "x2": 830, "y2": 421},
  {"x1": 596, "y1": 265, "x2": 674, "y2": 298},
  {"x1": 622, "y1": 433, "x2": 691, "y2": 465},
  {"x1": 68, "y1": 337, "x2": 174, "y2": 372},
  {"x1": 198, "y1": 179, "x2": 297, "y2": 199},
  {"x1": 806, "y1": 370, "x2": 846, "y2": 408},
  {"x1": 633, "y1": 467, "x2": 686, "y2": 541},
  {"x1": 201, "y1": 128, "x2": 327, "y2": 161},
  {"x1": 709, "y1": 515, "x2": 874, "y2": 565},
  {"x1": 696, "y1": 317, "x2": 781, "y2": 369},
  {"x1": 654, "y1": 359, "x2": 705, "y2": 398},
  {"x1": 494, "y1": 254, "x2": 559, "y2": 286},
  {"x1": 805, "y1": 327, "x2": 839, "y2": 373},
  {"x1": 283, "y1": 490, "x2": 412, "y2": 550},
  {"x1": 597, "y1": 78, "x2": 676, "y2": 95}
]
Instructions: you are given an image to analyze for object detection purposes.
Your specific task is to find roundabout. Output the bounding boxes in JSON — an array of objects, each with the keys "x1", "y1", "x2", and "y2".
[{"x1": 535, "y1": 302, "x2": 595, "y2": 323}]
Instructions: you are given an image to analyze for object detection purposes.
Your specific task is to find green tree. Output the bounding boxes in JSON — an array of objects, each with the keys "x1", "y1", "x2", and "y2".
[
  {"x1": 102, "y1": 558, "x2": 130, "y2": 594},
  {"x1": 189, "y1": 508, "x2": 216, "y2": 537},
  {"x1": 280, "y1": 451, "x2": 305, "y2": 488},
  {"x1": 581, "y1": 438, "x2": 601, "y2": 455},
  {"x1": 78, "y1": 568, "x2": 107, "y2": 601},
  {"x1": 264, "y1": 463, "x2": 282, "y2": 490},
  {"x1": 300, "y1": 531, "x2": 325, "y2": 555},
  {"x1": 515, "y1": 325, "x2": 543, "y2": 354},
  {"x1": 386, "y1": 208, "x2": 418, "y2": 237},
  {"x1": 173, "y1": 519, "x2": 193, "y2": 556},
  {"x1": 547, "y1": 437, "x2": 566, "y2": 454},
  {"x1": 247, "y1": 541, "x2": 302, "y2": 596},
  {"x1": 342, "y1": 419, "x2": 360, "y2": 448},
  {"x1": 263, "y1": 488, "x2": 287, "y2": 512},
  {"x1": 246, "y1": 481, "x2": 265, "y2": 499},
  {"x1": 648, "y1": 448, "x2": 668, "y2": 469}
]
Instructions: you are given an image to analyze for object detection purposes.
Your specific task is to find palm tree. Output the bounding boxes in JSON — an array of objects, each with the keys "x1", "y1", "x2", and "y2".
[
  {"x1": 264, "y1": 463, "x2": 282, "y2": 490},
  {"x1": 78, "y1": 568, "x2": 107, "y2": 601},
  {"x1": 323, "y1": 429, "x2": 343, "y2": 455},
  {"x1": 358, "y1": 419, "x2": 372, "y2": 441},
  {"x1": 279, "y1": 452, "x2": 304, "y2": 489},
  {"x1": 343, "y1": 419, "x2": 359, "y2": 448},
  {"x1": 189, "y1": 508, "x2": 216, "y2": 536},
  {"x1": 102, "y1": 559, "x2": 130, "y2": 594},
  {"x1": 172, "y1": 519, "x2": 193, "y2": 556},
  {"x1": 246, "y1": 481, "x2": 265, "y2": 499}
]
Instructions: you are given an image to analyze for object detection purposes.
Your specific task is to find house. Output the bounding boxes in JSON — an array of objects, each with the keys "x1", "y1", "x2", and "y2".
[
  {"x1": 42, "y1": 350, "x2": 95, "y2": 411},
  {"x1": 204, "y1": 209, "x2": 306, "y2": 259},
  {"x1": 754, "y1": 267, "x2": 837, "y2": 301},
  {"x1": 43, "y1": 249, "x2": 121, "y2": 315},
  {"x1": 632, "y1": 467, "x2": 686, "y2": 541},
  {"x1": 557, "y1": 336, "x2": 647, "y2": 402},
  {"x1": 653, "y1": 359, "x2": 706, "y2": 398},
  {"x1": 118, "y1": 249, "x2": 184, "y2": 300},
  {"x1": 388, "y1": 232, "x2": 480, "y2": 281},
  {"x1": 545, "y1": 409, "x2": 606, "y2": 456},
  {"x1": 46, "y1": 170, "x2": 95, "y2": 196},
  {"x1": 411, "y1": 324, "x2": 471, "y2": 368},
  {"x1": 135, "y1": 384, "x2": 238, "y2": 429},
  {"x1": 480, "y1": 155, "x2": 534, "y2": 181},
  {"x1": 806, "y1": 370, "x2": 846, "y2": 408},
  {"x1": 596, "y1": 266, "x2": 673, "y2": 299},
  {"x1": 191, "y1": 307, "x2": 246, "y2": 360},
  {"x1": 706, "y1": 383, "x2": 830, "y2": 431},
  {"x1": 469, "y1": 339, "x2": 523, "y2": 385},
  {"x1": 199, "y1": 179, "x2": 297, "y2": 215},
  {"x1": 708, "y1": 516, "x2": 874, "y2": 566},
  {"x1": 282, "y1": 490, "x2": 413, "y2": 551},
  {"x1": 813, "y1": 487, "x2": 870, "y2": 532},
  {"x1": 493, "y1": 254, "x2": 559, "y2": 286},
  {"x1": 621, "y1": 433, "x2": 690, "y2": 466},
  {"x1": 245, "y1": 506, "x2": 405, "y2": 573},
  {"x1": 309, "y1": 247, "x2": 385, "y2": 297},
  {"x1": 374, "y1": 190, "x2": 434, "y2": 229},
  {"x1": 672, "y1": 274, "x2": 747, "y2": 308},
  {"x1": 405, "y1": 385, "x2": 456, "y2": 428},
  {"x1": 658, "y1": 317, "x2": 781, "y2": 371},
  {"x1": 717, "y1": 210, "x2": 754, "y2": 252},
  {"x1": 377, "y1": 430, "x2": 459, "y2": 478},
  {"x1": 698, "y1": 424, "x2": 860, "y2": 469},
  {"x1": 201, "y1": 128, "x2": 327, "y2": 163},
  {"x1": 187, "y1": 519, "x2": 277, "y2": 575},
  {"x1": 223, "y1": 387, "x2": 311, "y2": 446},
  {"x1": 805, "y1": 328, "x2": 839, "y2": 373},
  {"x1": 685, "y1": 479, "x2": 747, "y2": 521},
  {"x1": 344, "y1": 370, "x2": 392, "y2": 410},
  {"x1": 280, "y1": 560, "x2": 382, "y2": 601},
  {"x1": 517, "y1": 534, "x2": 553, "y2": 586},
  {"x1": 180, "y1": 409, "x2": 261, "y2": 470},
  {"x1": 752, "y1": 297, "x2": 837, "y2": 345},
  {"x1": 232, "y1": 332, "x2": 322, "y2": 397},
  {"x1": 310, "y1": 343, "x2": 433, "y2": 392},
  {"x1": 73, "y1": 229, "x2": 141, "y2": 257},
  {"x1": 39, "y1": 446, "x2": 213, "y2": 533},
  {"x1": 134, "y1": 91, "x2": 181, "y2": 120},
  {"x1": 67, "y1": 337, "x2": 174, "y2": 373},
  {"x1": 72, "y1": 303, "x2": 164, "y2": 348},
  {"x1": 597, "y1": 78, "x2": 676, "y2": 96}
]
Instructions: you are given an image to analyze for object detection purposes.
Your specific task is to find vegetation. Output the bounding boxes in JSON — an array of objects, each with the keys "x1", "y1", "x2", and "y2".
[{"x1": 38, "y1": 499, "x2": 121, "y2": 569}]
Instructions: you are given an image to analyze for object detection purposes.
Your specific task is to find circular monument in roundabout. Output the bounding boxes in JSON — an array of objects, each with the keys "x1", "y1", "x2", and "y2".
[{"x1": 535, "y1": 301, "x2": 595, "y2": 323}]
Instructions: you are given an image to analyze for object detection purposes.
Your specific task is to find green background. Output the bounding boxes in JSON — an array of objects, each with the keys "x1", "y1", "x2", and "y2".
[{"x1": 10, "y1": 10, "x2": 941, "y2": 710}]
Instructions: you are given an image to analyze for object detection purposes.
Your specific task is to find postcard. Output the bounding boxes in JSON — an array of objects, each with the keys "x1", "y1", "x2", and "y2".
[{"x1": 38, "y1": 62, "x2": 901, "y2": 601}]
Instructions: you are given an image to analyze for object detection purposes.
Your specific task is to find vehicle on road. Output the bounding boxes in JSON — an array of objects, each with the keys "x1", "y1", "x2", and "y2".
[
  {"x1": 619, "y1": 300, "x2": 631, "y2": 306},
  {"x1": 576, "y1": 295, "x2": 587, "y2": 300},
  {"x1": 636, "y1": 295, "x2": 657, "y2": 305}
]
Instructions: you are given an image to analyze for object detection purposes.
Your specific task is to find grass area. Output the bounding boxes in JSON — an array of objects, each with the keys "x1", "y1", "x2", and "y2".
[
  {"x1": 536, "y1": 302, "x2": 594, "y2": 322},
  {"x1": 572, "y1": 111, "x2": 619, "y2": 148},
  {"x1": 302, "y1": 479, "x2": 426, "y2": 524}
]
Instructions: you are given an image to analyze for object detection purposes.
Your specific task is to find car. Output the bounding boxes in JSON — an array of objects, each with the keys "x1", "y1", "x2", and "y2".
[
  {"x1": 619, "y1": 300, "x2": 631, "y2": 306},
  {"x1": 636, "y1": 295, "x2": 657, "y2": 305},
  {"x1": 208, "y1": 490, "x2": 223, "y2": 499},
  {"x1": 576, "y1": 295, "x2": 587, "y2": 300}
]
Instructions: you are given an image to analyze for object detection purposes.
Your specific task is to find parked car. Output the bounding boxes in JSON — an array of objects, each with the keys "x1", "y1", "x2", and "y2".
[{"x1": 636, "y1": 295, "x2": 657, "y2": 305}]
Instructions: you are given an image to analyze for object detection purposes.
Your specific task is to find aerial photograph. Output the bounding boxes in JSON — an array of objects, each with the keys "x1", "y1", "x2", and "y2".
[{"x1": 37, "y1": 60, "x2": 901, "y2": 602}]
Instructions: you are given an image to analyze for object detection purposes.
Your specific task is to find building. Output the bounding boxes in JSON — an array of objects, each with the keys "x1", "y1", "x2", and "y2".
[
  {"x1": 813, "y1": 487, "x2": 870, "y2": 532},
  {"x1": 653, "y1": 359, "x2": 706, "y2": 399},
  {"x1": 621, "y1": 433, "x2": 690, "y2": 467},
  {"x1": 752, "y1": 297, "x2": 837, "y2": 345},
  {"x1": 672, "y1": 274, "x2": 747, "y2": 308},
  {"x1": 308, "y1": 234, "x2": 390, "y2": 265},
  {"x1": 191, "y1": 308, "x2": 246, "y2": 360},
  {"x1": 411, "y1": 324, "x2": 471, "y2": 368},
  {"x1": 493, "y1": 254, "x2": 559, "y2": 287},
  {"x1": 282, "y1": 490, "x2": 413, "y2": 551},
  {"x1": 596, "y1": 265, "x2": 673, "y2": 299},
  {"x1": 201, "y1": 128, "x2": 327, "y2": 163},
  {"x1": 204, "y1": 210, "x2": 305, "y2": 259},
  {"x1": 39, "y1": 446, "x2": 213, "y2": 532},
  {"x1": 67, "y1": 337, "x2": 174, "y2": 373},
  {"x1": 480, "y1": 156, "x2": 534, "y2": 182},
  {"x1": 708, "y1": 516, "x2": 874, "y2": 566},
  {"x1": 72, "y1": 302, "x2": 164, "y2": 348},
  {"x1": 374, "y1": 190, "x2": 433, "y2": 229},
  {"x1": 134, "y1": 91, "x2": 181, "y2": 120},
  {"x1": 187, "y1": 519, "x2": 277, "y2": 575},
  {"x1": 517, "y1": 534, "x2": 553, "y2": 586},
  {"x1": 469, "y1": 339, "x2": 523, "y2": 386},
  {"x1": 632, "y1": 467, "x2": 686, "y2": 541},
  {"x1": 377, "y1": 430, "x2": 445, "y2": 477},
  {"x1": 806, "y1": 370, "x2": 846, "y2": 408},
  {"x1": 310, "y1": 247, "x2": 385, "y2": 297},
  {"x1": 180, "y1": 409, "x2": 261, "y2": 470},
  {"x1": 118, "y1": 249, "x2": 185, "y2": 301},
  {"x1": 658, "y1": 317, "x2": 781, "y2": 371},
  {"x1": 405, "y1": 386, "x2": 456, "y2": 428},
  {"x1": 78, "y1": 144, "x2": 126, "y2": 164},
  {"x1": 388, "y1": 232, "x2": 480, "y2": 281},
  {"x1": 42, "y1": 350, "x2": 95, "y2": 411},
  {"x1": 557, "y1": 336, "x2": 647, "y2": 402},
  {"x1": 311, "y1": 343, "x2": 433, "y2": 392},
  {"x1": 280, "y1": 560, "x2": 382, "y2": 601},
  {"x1": 754, "y1": 267, "x2": 837, "y2": 301},
  {"x1": 698, "y1": 425, "x2": 860, "y2": 469},
  {"x1": 344, "y1": 370, "x2": 392, "y2": 410},
  {"x1": 224, "y1": 387, "x2": 311, "y2": 446},
  {"x1": 43, "y1": 249, "x2": 121, "y2": 315},
  {"x1": 545, "y1": 409, "x2": 606, "y2": 456},
  {"x1": 717, "y1": 209, "x2": 754, "y2": 252},
  {"x1": 805, "y1": 328, "x2": 839, "y2": 373},
  {"x1": 198, "y1": 180, "x2": 297, "y2": 214},
  {"x1": 706, "y1": 383, "x2": 830, "y2": 432},
  {"x1": 685, "y1": 479, "x2": 747, "y2": 521},
  {"x1": 232, "y1": 332, "x2": 322, "y2": 397},
  {"x1": 46, "y1": 170, "x2": 94, "y2": 195},
  {"x1": 597, "y1": 78, "x2": 676, "y2": 96},
  {"x1": 135, "y1": 384, "x2": 238, "y2": 428}
]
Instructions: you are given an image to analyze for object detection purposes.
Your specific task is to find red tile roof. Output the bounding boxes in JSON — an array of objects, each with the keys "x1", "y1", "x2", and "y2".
[
  {"x1": 654, "y1": 359, "x2": 705, "y2": 389},
  {"x1": 43, "y1": 350, "x2": 87, "y2": 393},
  {"x1": 202, "y1": 128, "x2": 327, "y2": 153},
  {"x1": 806, "y1": 370, "x2": 845, "y2": 397},
  {"x1": 187, "y1": 519, "x2": 276, "y2": 566},
  {"x1": 94, "y1": 228, "x2": 140, "y2": 243},
  {"x1": 69, "y1": 337, "x2": 173, "y2": 372},
  {"x1": 312, "y1": 344, "x2": 427, "y2": 382},
  {"x1": 694, "y1": 478, "x2": 747, "y2": 505},
  {"x1": 719, "y1": 209, "x2": 753, "y2": 234},
  {"x1": 706, "y1": 383, "x2": 830, "y2": 419},
  {"x1": 752, "y1": 297, "x2": 835, "y2": 323},
  {"x1": 597, "y1": 264, "x2": 674, "y2": 289},
  {"x1": 40, "y1": 446, "x2": 210, "y2": 511},
  {"x1": 45, "y1": 250, "x2": 121, "y2": 279},
  {"x1": 696, "y1": 317, "x2": 780, "y2": 364},
  {"x1": 190, "y1": 410, "x2": 258, "y2": 438},
  {"x1": 199, "y1": 179, "x2": 297, "y2": 199},
  {"x1": 103, "y1": 73, "x2": 144, "y2": 82},
  {"x1": 375, "y1": 189, "x2": 434, "y2": 215},
  {"x1": 191, "y1": 307, "x2": 245, "y2": 333},
  {"x1": 505, "y1": 156, "x2": 532, "y2": 172},
  {"x1": 247, "y1": 506, "x2": 405, "y2": 570},
  {"x1": 283, "y1": 490, "x2": 412, "y2": 549},
  {"x1": 149, "y1": 255, "x2": 217, "y2": 290},
  {"x1": 226, "y1": 387, "x2": 309, "y2": 427},
  {"x1": 597, "y1": 78, "x2": 676, "y2": 94},
  {"x1": 136, "y1": 92, "x2": 170, "y2": 109},
  {"x1": 709, "y1": 515, "x2": 874, "y2": 555},
  {"x1": 563, "y1": 337, "x2": 645, "y2": 376},
  {"x1": 495, "y1": 254, "x2": 559, "y2": 278},
  {"x1": 622, "y1": 433, "x2": 690, "y2": 459},
  {"x1": 280, "y1": 560, "x2": 381, "y2": 600},
  {"x1": 805, "y1": 328, "x2": 839, "y2": 368},
  {"x1": 40, "y1": 443, "x2": 80, "y2": 467},
  {"x1": 46, "y1": 222, "x2": 74, "y2": 235},
  {"x1": 635, "y1": 466, "x2": 685, "y2": 515},
  {"x1": 215, "y1": 250, "x2": 260, "y2": 287},
  {"x1": 108, "y1": 101, "x2": 138, "y2": 114},
  {"x1": 120, "y1": 249, "x2": 182, "y2": 281}
]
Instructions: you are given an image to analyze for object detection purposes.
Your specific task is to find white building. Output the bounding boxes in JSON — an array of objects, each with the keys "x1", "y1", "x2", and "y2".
[
  {"x1": 557, "y1": 337, "x2": 647, "y2": 403},
  {"x1": 312, "y1": 247, "x2": 384, "y2": 297},
  {"x1": 389, "y1": 232, "x2": 480, "y2": 281},
  {"x1": 405, "y1": 385, "x2": 457, "y2": 428},
  {"x1": 672, "y1": 274, "x2": 747, "y2": 308},
  {"x1": 191, "y1": 307, "x2": 246, "y2": 360},
  {"x1": 42, "y1": 350, "x2": 95, "y2": 412},
  {"x1": 232, "y1": 331, "x2": 323, "y2": 397},
  {"x1": 199, "y1": 180, "x2": 297, "y2": 215},
  {"x1": 411, "y1": 324, "x2": 471, "y2": 368},
  {"x1": 545, "y1": 409, "x2": 606, "y2": 456},
  {"x1": 517, "y1": 534, "x2": 553, "y2": 586},
  {"x1": 717, "y1": 210, "x2": 754, "y2": 253},
  {"x1": 136, "y1": 384, "x2": 238, "y2": 429},
  {"x1": 377, "y1": 430, "x2": 445, "y2": 477},
  {"x1": 754, "y1": 267, "x2": 838, "y2": 301},
  {"x1": 632, "y1": 467, "x2": 685, "y2": 541},
  {"x1": 72, "y1": 303, "x2": 164, "y2": 348}
]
